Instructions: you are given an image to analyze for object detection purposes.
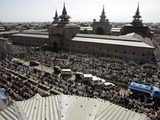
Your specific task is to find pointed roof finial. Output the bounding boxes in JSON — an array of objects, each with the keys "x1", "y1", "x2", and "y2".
[
  {"x1": 59, "y1": 2, "x2": 70, "y2": 24},
  {"x1": 53, "y1": 10, "x2": 59, "y2": 23},
  {"x1": 137, "y1": 2, "x2": 139, "y2": 11},
  {"x1": 134, "y1": 2, "x2": 141, "y2": 19},
  {"x1": 136, "y1": 2, "x2": 140, "y2": 15},
  {"x1": 101, "y1": 5, "x2": 105, "y2": 17},
  {"x1": 132, "y1": 2, "x2": 143, "y2": 27},
  {"x1": 54, "y1": 10, "x2": 58, "y2": 19},
  {"x1": 62, "y1": 2, "x2": 67, "y2": 16},
  {"x1": 100, "y1": 5, "x2": 106, "y2": 22}
]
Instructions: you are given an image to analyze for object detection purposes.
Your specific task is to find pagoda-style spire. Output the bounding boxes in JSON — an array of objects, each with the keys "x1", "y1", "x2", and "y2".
[
  {"x1": 100, "y1": 5, "x2": 106, "y2": 22},
  {"x1": 133, "y1": 3, "x2": 141, "y2": 19},
  {"x1": 53, "y1": 10, "x2": 59, "y2": 23},
  {"x1": 59, "y1": 3, "x2": 70, "y2": 24},
  {"x1": 62, "y1": 3, "x2": 67, "y2": 16},
  {"x1": 132, "y1": 3, "x2": 143, "y2": 27}
]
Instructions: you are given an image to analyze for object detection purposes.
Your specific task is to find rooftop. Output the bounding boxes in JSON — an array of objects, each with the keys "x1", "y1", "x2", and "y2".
[
  {"x1": 10, "y1": 32, "x2": 154, "y2": 49},
  {"x1": 12, "y1": 33, "x2": 49, "y2": 39},
  {"x1": 0, "y1": 37, "x2": 8, "y2": 41},
  {"x1": 76, "y1": 33, "x2": 143, "y2": 42},
  {"x1": 0, "y1": 31, "x2": 19, "y2": 35},
  {"x1": 0, "y1": 94, "x2": 148, "y2": 120},
  {"x1": 22, "y1": 29, "x2": 48, "y2": 35},
  {"x1": 72, "y1": 36, "x2": 154, "y2": 48}
]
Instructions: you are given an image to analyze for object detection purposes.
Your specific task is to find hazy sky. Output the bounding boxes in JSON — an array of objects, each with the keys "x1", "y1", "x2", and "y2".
[{"x1": 0, "y1": 0, "x2": 159, "y2": 23}]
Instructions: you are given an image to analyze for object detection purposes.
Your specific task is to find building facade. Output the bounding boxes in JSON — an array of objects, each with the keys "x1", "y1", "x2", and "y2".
[
  {"x1": 71, "y1": 33, "x2": 155, "y2": 63},
  {"x1": 92, "y1": 6, "x2": 112, "y2": 35},
  {"x1": 48, "y1": 5, "x2": 155, "y2": 63},
  {"x1": 48, "y1": 4, "x2": 80, "y2": 51},
  {"x1": 10, "y1": 4, "x2": 155, "y2": 63},
  {"x1": 11, "y1": 33, "x2": 48, "y2": 46}
]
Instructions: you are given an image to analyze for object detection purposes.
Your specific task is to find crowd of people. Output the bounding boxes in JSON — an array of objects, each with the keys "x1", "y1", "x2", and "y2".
[
  {"x1": 0, "y1": 49, "x2": 160, "y2": 119},
  {"x1": 0, "y1": 59, "x2": 52, "y2": 101},
  {"x1": 20, "y1": 50, "x2": 160, "y2": 88}
]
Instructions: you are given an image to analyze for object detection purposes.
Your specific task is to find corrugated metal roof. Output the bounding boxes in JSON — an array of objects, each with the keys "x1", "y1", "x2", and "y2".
[
  {"x1": 17, "y1": 94, "x2": 61, "y2": 120},
  {"x1": 76, "y1": 33, "x2": 142, "y2": 42},
  {"x1": 72, "y1": 37, "x2": 154, "y2": 48},
  {"x1": 0, "y1": 94, "x2": 149, "y2": 120},
  {"x1": 0, "y1": 103, "x2": 20, "y2": 120}
]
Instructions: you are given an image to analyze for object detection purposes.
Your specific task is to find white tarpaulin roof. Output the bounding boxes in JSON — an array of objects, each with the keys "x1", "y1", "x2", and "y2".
[{"x1": 0, "y1": 94, "x2": 149, "y2": 120}]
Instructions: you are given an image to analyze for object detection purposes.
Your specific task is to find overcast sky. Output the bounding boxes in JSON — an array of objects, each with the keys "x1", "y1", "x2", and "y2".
[{"x1": 0, "y1": 0, "x2": 159, "y2": 23}]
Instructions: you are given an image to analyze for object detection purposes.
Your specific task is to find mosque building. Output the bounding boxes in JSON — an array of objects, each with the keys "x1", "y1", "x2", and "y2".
[{"x1": 10, "y1": 4, "x2": 155, "y2": 63}]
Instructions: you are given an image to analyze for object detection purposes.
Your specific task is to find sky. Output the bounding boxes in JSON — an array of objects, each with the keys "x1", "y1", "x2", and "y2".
[{"x1": 0, "y1": 0, "x2": 159, "y2": 23}]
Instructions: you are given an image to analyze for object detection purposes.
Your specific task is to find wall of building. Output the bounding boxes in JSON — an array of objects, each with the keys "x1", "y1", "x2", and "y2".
[
  {"x1": 48, "y1": 23, "x2": 80, "y2": 51},
  {"x1": 92, "y1": 22, "x2": 112, "y2": 35},
  {"x1": 11, "y1": 36, "x2": 48, "y2": 46},
  {"x1": 70, "y1": 40, "x2": 155, "y2": 63}
]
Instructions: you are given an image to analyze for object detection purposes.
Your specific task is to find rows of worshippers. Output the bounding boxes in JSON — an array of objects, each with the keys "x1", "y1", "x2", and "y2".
[
  {"x1": 18, "y1": 50, "x2": 160, "y2": 88},
  {"x1": 0, "y1": 51, "x2": 160, "y2": 119},
  {"x1": 0, "y1": 58, "x2": 160, "y2": 120}
]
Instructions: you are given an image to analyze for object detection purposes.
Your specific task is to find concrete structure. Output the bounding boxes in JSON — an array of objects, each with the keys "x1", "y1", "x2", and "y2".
[
  {"x1": 92, "y1": 6, "x2": 112, "y2": 35},
  {"x1": 121, "y1": 4, "x2": 152, "y2": 37}
]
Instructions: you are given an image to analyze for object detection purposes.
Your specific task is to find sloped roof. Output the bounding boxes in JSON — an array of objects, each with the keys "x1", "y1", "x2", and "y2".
[
  {"x1": 118, "y1": 33, "x2": 143, "y2": 41},
  {"x1": 72, "y1": 36, "x2": 154, "y2": 48},
  {"x1": 74, "y1": 33, "x2": 155, "y2": 48},
  {"x1": 76, "y1": 33, "x2": 142, "y2": 42},
  {"x1": 0, "y1": 94, "x2": 149, "y2": 120},
  {"x1": 12, "y1": 33, "x2": 48, "y2": 39}
]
